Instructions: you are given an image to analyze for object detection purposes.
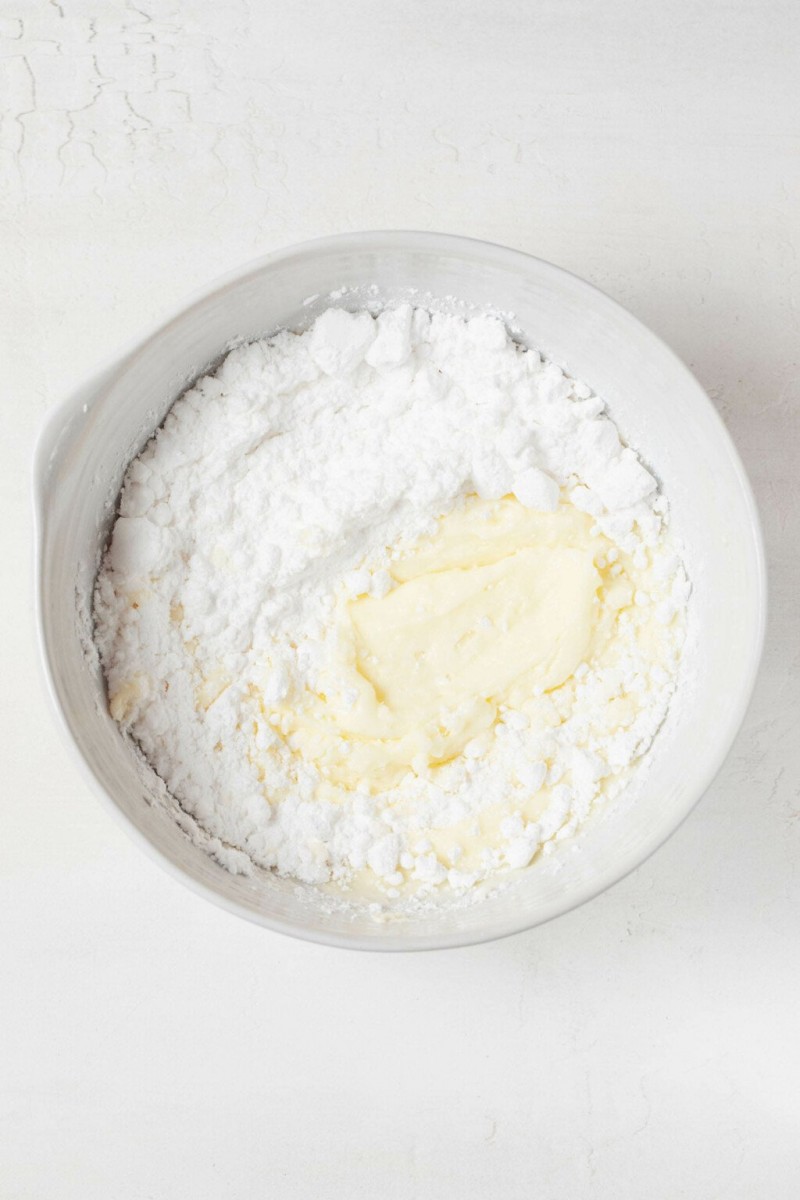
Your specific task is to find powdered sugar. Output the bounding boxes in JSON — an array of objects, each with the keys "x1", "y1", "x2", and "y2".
[{"x1": 93, "y1": 305, "x2": 688, "y2": 902}]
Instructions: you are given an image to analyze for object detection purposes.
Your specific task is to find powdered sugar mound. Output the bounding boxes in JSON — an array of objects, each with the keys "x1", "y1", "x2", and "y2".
[{"x1": 93, "y1": 305, "x2": 688, "y2": 902}]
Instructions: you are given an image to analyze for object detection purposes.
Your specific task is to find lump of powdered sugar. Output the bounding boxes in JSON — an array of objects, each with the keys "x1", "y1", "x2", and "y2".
[
  {"x1": 93, "y1": 304, "x2": 688, "y2": 901},
  {"x1": 512, "y1": 467, "x2": 561, "y2": 512}
]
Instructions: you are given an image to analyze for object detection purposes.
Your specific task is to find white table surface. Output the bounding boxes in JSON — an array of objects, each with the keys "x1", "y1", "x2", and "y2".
[{"x1": 2, "y1": 2, "x2": 798, "y2": 1196}]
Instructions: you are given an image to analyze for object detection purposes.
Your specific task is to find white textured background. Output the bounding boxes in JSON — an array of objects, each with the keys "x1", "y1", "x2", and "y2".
[{"x1": 2, "y1": 2, "x2": 798, "y2": 1196}]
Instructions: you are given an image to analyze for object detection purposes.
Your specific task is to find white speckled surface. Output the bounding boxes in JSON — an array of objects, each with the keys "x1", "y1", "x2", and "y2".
[{"x1": 2, "y1": 2, "x2": 798, "y2": 1195}]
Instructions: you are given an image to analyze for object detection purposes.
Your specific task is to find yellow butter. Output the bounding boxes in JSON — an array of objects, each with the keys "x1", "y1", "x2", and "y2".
[{"x1": 274, "y1": 497, "x2": 612, "y2": 790}]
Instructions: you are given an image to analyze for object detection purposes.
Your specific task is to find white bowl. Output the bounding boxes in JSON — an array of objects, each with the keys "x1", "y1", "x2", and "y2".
[{"x1": 33, "y1": 232, "x2": 766, "y2": 950}]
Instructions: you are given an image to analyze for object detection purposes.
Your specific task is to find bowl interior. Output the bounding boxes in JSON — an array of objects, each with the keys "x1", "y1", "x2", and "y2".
[{"x1": 35, "y1": 233, "x2": 765, "y2": 949}]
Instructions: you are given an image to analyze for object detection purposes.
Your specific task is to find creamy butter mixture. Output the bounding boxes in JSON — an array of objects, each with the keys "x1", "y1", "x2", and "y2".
[
  {"x1": 276, "y1": 500, "x2": 640, "y2": 789},
  {"x1": 94, "y1": 304, "x2": 688, "y2": 901}
]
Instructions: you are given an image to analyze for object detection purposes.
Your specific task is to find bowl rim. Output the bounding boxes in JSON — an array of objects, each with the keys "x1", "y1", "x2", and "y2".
[{"x1": 32, "y1": 229, "x2": 768, "y2": 951}]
